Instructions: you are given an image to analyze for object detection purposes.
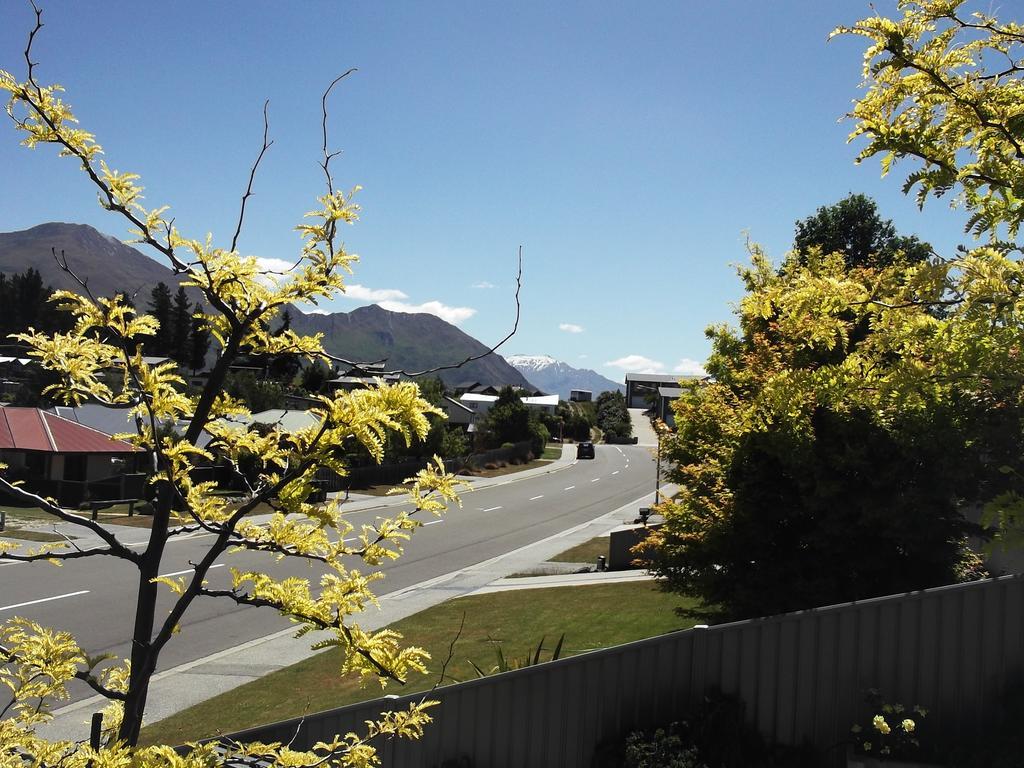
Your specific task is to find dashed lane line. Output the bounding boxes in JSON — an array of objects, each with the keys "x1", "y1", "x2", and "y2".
[
  {"x1": 1, "y1": 590, "x2": 89, "y2": 613},
  {"x1": 482, "y1": 506, "x2": 503, "y2": 512},
  {"x1": 529, "y1": 495, "x2": 544, "y2": 501},
  {"x1": 563, "y1": 486, "x2": 575, "y2": 491},
  {"x1": 423, "y1": 519, "x2": 443, "y2": 526},
  {"x1": 612, "y1": 470, "x2": 620, "y2": 475},
  {"x1": 158, "y1": 564, "x2": 225, "y2": 579},
  {"x1": 591, "y1": 478, "x2": 600, "y2": 483}
]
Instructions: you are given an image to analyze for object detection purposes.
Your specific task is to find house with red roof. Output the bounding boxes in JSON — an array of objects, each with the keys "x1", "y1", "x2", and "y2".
[{"x1": 0, "y1": 407, "x2": 142, "y2": 506}]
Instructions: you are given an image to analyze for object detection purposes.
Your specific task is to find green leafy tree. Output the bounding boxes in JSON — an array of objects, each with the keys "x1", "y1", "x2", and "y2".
[
  {"x1": 266, "y1": 309, "x2": 301, "y2": 382},
  {"x1": 557, "y1": 400, "x2": 595, "y2": 442},
  {"x1": 595, "y1": 390, "x2": 631, "y2": 442},
  {"x1": 298, "y1": 359, "x2": 332, "y2": 394},
  {"x1": 0, "y1": 11, "x2": 464, "y2": 766},
  {"x1": 794, "y1": 193, "x2": 932, "y2": 268},
  {"x1": 439, "y1": 424, "x2": 469, "y2": 458},
  {"x1": 225, "y1": 370, "x2": 286, "y2": 412},
  {"x1": 482, "y1": 386, "x2": 531, "y2": 447}
]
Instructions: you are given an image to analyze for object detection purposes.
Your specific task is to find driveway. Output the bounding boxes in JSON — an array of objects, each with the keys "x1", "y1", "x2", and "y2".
[{"x1": 628, "y1": 408, "x2": 659, "y2": 446}]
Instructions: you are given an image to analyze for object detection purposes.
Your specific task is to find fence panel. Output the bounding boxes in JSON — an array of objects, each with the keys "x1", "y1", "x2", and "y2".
[{"x1": 223, "y1": 575, "x2": 1024, "y2": 768}]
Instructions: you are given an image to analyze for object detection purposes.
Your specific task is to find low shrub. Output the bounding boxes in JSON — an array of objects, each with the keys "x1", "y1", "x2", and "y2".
[{"x1": 595, "y1": 690, "x2": 822, "y2": 768}]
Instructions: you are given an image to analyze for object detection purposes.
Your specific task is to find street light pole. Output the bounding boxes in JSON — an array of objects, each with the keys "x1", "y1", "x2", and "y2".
[{"x1": 654, "y1": 420, "x2": 663, "y2": 505}]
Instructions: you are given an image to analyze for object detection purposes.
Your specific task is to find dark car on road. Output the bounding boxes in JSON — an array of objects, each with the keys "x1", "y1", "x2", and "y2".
[{"x1": 576, "y1": 441, "x2": 595, "y2": 459}]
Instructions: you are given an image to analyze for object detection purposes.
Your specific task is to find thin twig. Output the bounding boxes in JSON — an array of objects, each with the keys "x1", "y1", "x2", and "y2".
[
  {"x1": 432, "y1": 611, "x2": 466, "y2": 689},
  {"x1": 230, "y1": 100, "x2": 274, "y2": 253},
  {"x1": 320, "y1": 69, "x2": 357, "y2": 195},
  {"x1": 322, "y1": 245, "x2": 523, "y2": 377}
]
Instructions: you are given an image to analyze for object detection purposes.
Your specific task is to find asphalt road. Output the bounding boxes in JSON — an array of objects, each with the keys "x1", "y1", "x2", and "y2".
[{"x1": 0, "y1": 444, "x2": 655, "y2": 703}]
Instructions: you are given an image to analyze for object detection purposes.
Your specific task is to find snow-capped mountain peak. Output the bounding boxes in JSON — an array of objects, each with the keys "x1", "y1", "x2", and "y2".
[
  {"x1": 505, "y1": 354, "x2": 558, "y2": 371},
  {"x1": 505, "y1": 354, "x2": 624, "y2": 400}
]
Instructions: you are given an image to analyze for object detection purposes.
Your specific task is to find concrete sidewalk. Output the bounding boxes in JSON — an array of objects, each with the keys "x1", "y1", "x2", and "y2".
[{"x1": 36, "y1": 463, "x2": 670, "y2": 742}]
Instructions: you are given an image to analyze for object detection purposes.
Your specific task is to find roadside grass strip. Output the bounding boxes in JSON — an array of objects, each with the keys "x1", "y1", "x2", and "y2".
[
  {"x1": 547, "y1": 536, "x2": 610, "y2": 564},
  {"x1": 139, "y1": 581, "x2": 699, "y2": 746}
]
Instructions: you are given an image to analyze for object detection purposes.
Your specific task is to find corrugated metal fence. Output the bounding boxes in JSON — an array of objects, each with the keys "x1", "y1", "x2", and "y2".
[{"x1": 224, "y1": 574, "x2": 1024, "y2": 767}]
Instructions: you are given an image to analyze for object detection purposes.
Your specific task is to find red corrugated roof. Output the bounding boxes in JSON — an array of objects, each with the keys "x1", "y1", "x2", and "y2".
[{"x1": 0, "y1": 407, "x2": 137, "y2": 453}]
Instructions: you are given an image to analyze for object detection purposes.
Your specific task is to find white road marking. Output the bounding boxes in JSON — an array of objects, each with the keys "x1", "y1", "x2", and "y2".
[
  {"x1": 591, "y1": 478, "x2": 600, "y2": 482},
  {"x1": 563, "y1": 486, "x2": 575, "y2": 491},
  {"x1": 423, "y1": 519, "x2": 443, "y2": 526},
  {"x1": 126, "y1": 531, "x2": 219, "y2": 549},
  {"x1": 158, "y1": 564, "x2": 225, "y2": 579},
  {"x1": 612, "y1": 471, "x2": 619, "y2": 475},
  {"x1": 1, "y1": 590, "x2": 89, "y2": 612},
  {"x1": 529, "y1": 495, "x2": 544, "y2": 501},
  {"x1": 482, "y1": 506, "x2": 502, "y2": 512}
]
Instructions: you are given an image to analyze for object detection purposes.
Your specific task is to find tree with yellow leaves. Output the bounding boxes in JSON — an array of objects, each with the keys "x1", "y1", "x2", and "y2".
[
  {"x1": 644, "y1": 0, "x2": 1024, "y2": 620},
  {"x1": 0, "y1": 6, "x2": 476, "y2": 766}
]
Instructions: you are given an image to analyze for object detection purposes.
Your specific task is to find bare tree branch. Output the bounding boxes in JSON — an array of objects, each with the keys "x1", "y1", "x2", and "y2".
[
  {"x1": 230, "y1": 100, "x2": 274, "y2": 253},
  {"x1": 73, "y1": 670, "x2": 127, "y2": 701},
  {"x1": 0, "y1": 547, "x2": 126, "y2": 564},
  {"x1": 0, "y1": 480, "x2": 139, "y2": 563},
  {"x1": 320, "y1": 69, "x2": 358, "y2": 196},
  {"x1": 322, "y1": 245, "x2": 523, "y2": 377}
]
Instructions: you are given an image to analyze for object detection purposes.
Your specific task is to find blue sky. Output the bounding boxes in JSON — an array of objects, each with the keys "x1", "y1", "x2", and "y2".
[{"x1": 0, "y1": 1, "x2": 983, "y2": 383}]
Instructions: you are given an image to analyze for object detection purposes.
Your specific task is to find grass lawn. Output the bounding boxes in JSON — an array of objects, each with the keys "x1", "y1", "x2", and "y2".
[
  {"x1": 548, "y1": 535, "x2": 609, "y2": 564},
  {"x1": 0, "y1": 528, "x2": 72, "y2": 542},
  {"x1": 0, "y1": 504, "x2": 56, "y2": 524},
  {"x1": 140, "y1": 580, "x2": 699, "y2": 746},
  {"x1": 541, "y1": 444, "x2": 562, "y2": 460},
  {"x1": 463, "y1": 457, "x2": 550, "y2": 478}
]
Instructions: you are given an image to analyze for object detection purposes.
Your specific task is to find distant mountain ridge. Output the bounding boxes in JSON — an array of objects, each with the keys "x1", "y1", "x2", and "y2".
[
  {"x1": 0, "y1": 223, "x2": 190, "y2": 301},
  {"x1": 0, "y1": 223, "x2": 532, "y2": 389},
  {"x1": 506, "y1": 354, "x2": 624, "y2": 400}
]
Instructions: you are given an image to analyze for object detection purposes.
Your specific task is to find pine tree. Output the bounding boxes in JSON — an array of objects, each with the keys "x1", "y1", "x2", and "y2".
[
  {"x1": 170, "y1": 286, "x2": 192, "y2": 365},
  {"x1": 189, "y1": 312, "x2": 211, "y2": 373},
  {"x1": 146, "y1": 282, "x2": 173, "y2": 357}
]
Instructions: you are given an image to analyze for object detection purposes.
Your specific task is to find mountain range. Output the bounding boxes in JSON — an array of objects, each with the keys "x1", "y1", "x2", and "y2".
[
  {"x1": 506, "y1": 354, "x2": 624, "y2": 400},
  {"x1": 0, "y1": 223, "x2": 533, "y2": 389}
]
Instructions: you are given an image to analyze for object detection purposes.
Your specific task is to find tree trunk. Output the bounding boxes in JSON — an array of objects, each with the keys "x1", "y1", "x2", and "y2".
[{"x1": 117, "y1": 481, "x2": 172, "y2": 745}]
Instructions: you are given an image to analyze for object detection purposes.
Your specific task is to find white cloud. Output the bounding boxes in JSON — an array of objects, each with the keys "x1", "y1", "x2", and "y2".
[
  {"x1": 605, "y1": 355, "x2": 666, "y2": 374},
  {"x1": 673, "y1": 358, "x2": 706, "y2": 376},
  {"x1": 379, "y1": 299, "x2": 477, "y2": 325},
  {"x1": 472, "y1": 281, "x2": 495, "y2": 289},
  {"x1": 342, "y1": 284, "x2": 409, "y2": 302},
  {"x1": 559, "y1": 322, "x2": 584, "y2": 334},
  {"x1": 253, "y1": 256, "x2": 298, "y2": 287},
  {"x1": 255, "y1": 256, "x2": 296, "y2": 274}
]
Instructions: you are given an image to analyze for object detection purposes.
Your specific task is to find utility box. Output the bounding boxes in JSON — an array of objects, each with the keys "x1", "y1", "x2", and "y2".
[{"x1": 608, "y1": 521, "x2": 662, "y2": 569}]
